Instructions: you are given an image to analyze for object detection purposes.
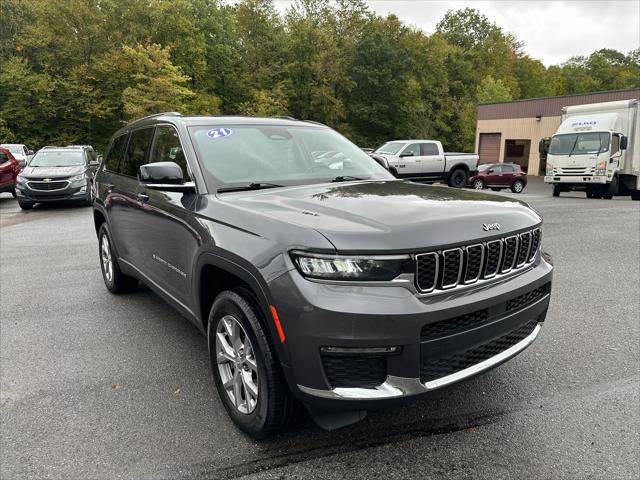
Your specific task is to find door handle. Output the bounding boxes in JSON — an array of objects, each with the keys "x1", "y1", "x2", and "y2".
[{"x1": 136, "y1": 192, "x2": 149, "y2": 203}]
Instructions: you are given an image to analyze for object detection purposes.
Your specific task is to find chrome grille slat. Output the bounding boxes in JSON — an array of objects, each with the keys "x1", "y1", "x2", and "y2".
[{"x1": 414, "y1": 228, "x2": 541, "y2": 294}]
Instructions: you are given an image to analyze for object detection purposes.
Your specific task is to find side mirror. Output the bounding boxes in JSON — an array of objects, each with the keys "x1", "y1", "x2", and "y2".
[
  {"x1": 138, "y1": 161, "x2": 194, "y2": 192},
  {"x1": 400, "y1": 151, "x2": 414, "y2": 157},
  {"x1": 538, "y1": 138, "x2": 546, "y2": 154},
  {"x1": 28, "y1": 150, "x2": 34, "y2": 155},
  {"x1": 620, "y1": 135, "x2": 628, "y2": 150},
  {"x1": 487, "y1": 169, "x2": 494, "y2": 174}
]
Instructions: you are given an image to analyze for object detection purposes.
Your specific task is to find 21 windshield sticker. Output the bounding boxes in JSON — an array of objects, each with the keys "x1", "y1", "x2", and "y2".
[{"x1": 207, "y1": 128, "x2": 233, "y2": 139}]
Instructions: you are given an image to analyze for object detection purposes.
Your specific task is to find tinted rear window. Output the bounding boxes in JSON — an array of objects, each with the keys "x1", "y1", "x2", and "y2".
[{"x1": 105, "y1": 134, "x2": 128, "y2": 173}]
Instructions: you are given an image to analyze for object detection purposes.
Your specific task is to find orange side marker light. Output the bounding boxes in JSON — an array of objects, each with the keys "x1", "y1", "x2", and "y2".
[{"x1": 270, "y1": 305, "x2": 286, "y2": 343}]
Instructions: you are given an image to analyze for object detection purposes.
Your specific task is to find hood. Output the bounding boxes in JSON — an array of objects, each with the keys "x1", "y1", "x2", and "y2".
[
  {"x1": 218, "y1": 180, "x2": 541, "y2": 252},
  {"x1": 21, "y1": 165, "x2": 85, "y2": 178}
]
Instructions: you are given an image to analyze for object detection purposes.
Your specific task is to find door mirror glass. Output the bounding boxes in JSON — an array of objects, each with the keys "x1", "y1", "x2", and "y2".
[
  {"x1": 139, "y1": 161, "x2": 184, "y2": 185},
  {"x1": 620, "y1": 135, "x2": 628, "y2": 150}
]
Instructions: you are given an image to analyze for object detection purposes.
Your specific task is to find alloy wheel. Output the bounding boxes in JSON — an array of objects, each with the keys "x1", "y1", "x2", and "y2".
[
  {"x1": 513, "y1": 181, "x2": 523, "y2": 192},
  {"x1": 215, "y1": 314, "x2": 259, "y2": 414},
  {"x1": 473, "y1": 180, "x2": 484, "y2": 190},
  {"x1": 100, "y1": 233, "x2": 113, "y2": 283}
]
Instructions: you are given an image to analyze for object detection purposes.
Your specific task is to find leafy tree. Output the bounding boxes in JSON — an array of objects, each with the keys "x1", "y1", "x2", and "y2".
[
  {"x1": 119, "y1": 44, "x2": 195, "y2": 122},
  {"x1": 477, "y1": 75, "x2": 513, "y2": 104}
]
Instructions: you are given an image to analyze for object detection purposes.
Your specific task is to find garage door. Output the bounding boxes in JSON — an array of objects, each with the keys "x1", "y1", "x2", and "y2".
[{"x1": 479, "y1": 133, "x2": 501, "y2": 164}]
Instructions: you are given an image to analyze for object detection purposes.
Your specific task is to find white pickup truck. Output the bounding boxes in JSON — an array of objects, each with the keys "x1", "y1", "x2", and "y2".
[{"x1": 371, "y1": 140, "x2": 479, "y2": 187}]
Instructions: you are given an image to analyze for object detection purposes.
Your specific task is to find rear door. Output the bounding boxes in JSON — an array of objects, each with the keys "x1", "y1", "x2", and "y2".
[
  {"x1": 106, "y1": 127, "x2": 155, "y2": 266},
  {"x1": 419, "y1": 142, "x2": 445, "y2": 174},
  {"x1": 134, "y1": 125, "x2": 200, "y2": 306},
  {"x1": 500, "y1": 164, "x2": 516, "y2": 185}
]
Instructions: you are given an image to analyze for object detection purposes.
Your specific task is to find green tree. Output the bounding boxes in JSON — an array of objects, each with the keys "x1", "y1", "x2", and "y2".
[
  {"x1": 119, "y1": 44, "x2": 195, "y2": 122},
  {"x1": 477, "y1": 75, "x2": 513, "y2": 104}
]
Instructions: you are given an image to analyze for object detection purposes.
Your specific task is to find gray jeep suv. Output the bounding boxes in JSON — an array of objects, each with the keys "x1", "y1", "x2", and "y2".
[{"x1": 93, "y1": 113, "x2": 553, "y2": 438}]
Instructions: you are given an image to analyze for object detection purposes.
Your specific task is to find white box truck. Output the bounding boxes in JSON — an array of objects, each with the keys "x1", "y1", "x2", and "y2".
[{"x1": 543, "y1": 99, "x2": 639, "y2": 200}]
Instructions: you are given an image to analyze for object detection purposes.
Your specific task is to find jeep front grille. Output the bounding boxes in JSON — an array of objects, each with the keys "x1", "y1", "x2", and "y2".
[{"x1": 415, "y1": 228, "x2": 541, "y2": 293}]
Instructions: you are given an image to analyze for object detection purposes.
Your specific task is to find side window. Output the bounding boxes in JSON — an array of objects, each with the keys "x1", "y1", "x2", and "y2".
[
  {"x1": 420, "y1": 143, "x2": 439, "y2": 156},
  {"x1": 150, "y1": 126, "x2": 191, "y2": 180},
  {"x1": 23, "y1": 146, "x2": 28, "y2": 155},
  {"x1": 492, "y1": 165, "x2": 503, "y2": 173},
  {"x1": 121, "y1": 127, "x2": 154, "y2": 177},
  {"x1": 401, "y1": 143, "x2": 421, "y2": 157},
  {"x1": 105, "y1": 134, "x2": 128, "y2": 173},
  {"x1": 0, "y1": 152, "x2": 9, "y2": 164},
  {"x1": 611, "y1": 135, "x2": 620, "y2": 154},
  {"x1": 502, "y1": 165, "x2": 514, "y2": 173}
]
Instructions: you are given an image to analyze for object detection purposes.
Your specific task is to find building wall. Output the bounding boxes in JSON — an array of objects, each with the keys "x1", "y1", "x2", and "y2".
[{"x1": 475, "y1": 116, "x2": 561, "y2": 175}]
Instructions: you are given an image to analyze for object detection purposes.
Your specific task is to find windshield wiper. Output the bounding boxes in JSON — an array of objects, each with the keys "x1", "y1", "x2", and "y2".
[
  {"x1": 217, "y1": 182, "x2": 284, "y2": 193},
  {"x1": 568, "y1": 135, "x2": 580, "y2": 157},
  {"x1": 332, "y1": 175, "x2": 367, "y2": 182}
]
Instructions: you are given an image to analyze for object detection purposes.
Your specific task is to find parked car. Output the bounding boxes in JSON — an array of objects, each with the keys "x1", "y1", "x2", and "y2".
[
  {"x1": 469, "y1": 163, "x2": 527, "y2": 193},
  {"x1": 371, "y1": 140, "x2": 479, "y2": 187},
  {"x1": 0, "y1": 147, "x2": 21, "y2": 198},
  {"x1": 94, "y1": 113, "x2": 553, "y2": 438},
  {"x1": 15, "y1": 146, "x2": 100, "y2": 209},
  {"x1": 0, "y1": 143, "x2": 34, "y2": 168}
]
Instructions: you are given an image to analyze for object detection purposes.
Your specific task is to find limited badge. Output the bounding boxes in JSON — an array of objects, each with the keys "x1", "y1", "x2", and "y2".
[{"x1": 206, "y1": 128, "x2": 233, "y2": 139}]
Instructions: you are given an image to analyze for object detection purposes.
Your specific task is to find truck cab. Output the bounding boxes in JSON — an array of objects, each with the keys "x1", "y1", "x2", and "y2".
[
  {"x1": 373, "y1": 140, "x2": 479, "y2": 187},
  {"x1": 544, "y1": 100, "x2": 638, "y2": 199}
]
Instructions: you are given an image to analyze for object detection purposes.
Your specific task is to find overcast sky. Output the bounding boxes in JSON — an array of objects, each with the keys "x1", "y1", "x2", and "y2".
[{"x1": 271, "y1": 0, "x2": 640, "y2": 66}]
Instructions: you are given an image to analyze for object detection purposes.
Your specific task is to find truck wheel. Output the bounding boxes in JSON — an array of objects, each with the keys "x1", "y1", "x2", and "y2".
[
  {"x1": 631, "y1": 191, "x2": 640, "y2": 201},
  {"x1": 448, "y1": 169, "x2": 468, "y2": 188},
  {"x1": 472, "y1": 179, "x2": 484, "y2": 190},
  {"x1": 552, "y1": 185, "x2": 562, "y2": 197},
  {"x1": 98, "y1": 223, "x2": 138, "y2": 293},
  {"x1": 511, "y1": 180, "x2": 525, "y2": 193},
  {"x1": 208, "y1": 290, "x2": 296, "y2": 439},
  {"x1": 603, "y1": 175, "x2": 618, "y2": 199}
]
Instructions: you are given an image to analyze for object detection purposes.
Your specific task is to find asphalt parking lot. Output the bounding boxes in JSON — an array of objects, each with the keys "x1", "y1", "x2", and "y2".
[{"x1": 1, "y1": 178, "x2": 639, "y2": 480}]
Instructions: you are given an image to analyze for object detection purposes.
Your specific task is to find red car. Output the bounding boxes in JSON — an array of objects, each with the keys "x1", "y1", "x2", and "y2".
[
  {"x1": 468, "y1": 163, "x2": 527, "y2": 193},
  {"x1": 0, "y1": 147, "x2": 21, "y2": 198}
]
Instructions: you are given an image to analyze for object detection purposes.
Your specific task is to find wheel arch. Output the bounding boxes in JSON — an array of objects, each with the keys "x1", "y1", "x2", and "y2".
[{"x1": 194, "y1": 252, "x2": 291, "y2": 365}]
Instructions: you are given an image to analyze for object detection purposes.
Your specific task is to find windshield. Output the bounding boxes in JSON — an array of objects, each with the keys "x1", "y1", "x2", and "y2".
[
  {"x1": 189, "y1": 125, "x2": 393, "y2": 189},
  {"x1": 374, "y1": 142, "x2": 405, "y2": 155},
  {"x1": 1, "y1": 145, "x2": 23, "y2": 155},
  {"x1": 29, "y1": 150, "x2": 84, "y2": 167},
  {"x1": 549, "y1": 132, "x2": 610, "y2": 156},
  {"x1": 478, "y1": 164, "x2": 493, "y2": 172}
]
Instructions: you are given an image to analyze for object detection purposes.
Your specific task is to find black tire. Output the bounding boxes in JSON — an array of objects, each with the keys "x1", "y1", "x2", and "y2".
[
  {"x1": 447, "y1": 169, "x2": 468, "y2": 188},
  {"x1": 98, "y1": 223, "x2": 138, "y2": 293},
  {"x1": 631, "y1": 191, "x2": 640, "y2": 201},
  {"x1": 11, "y1": 188, "x2": 17, "y2": 198},
  {"x1": 84, "y1": 183, "x2": 94, "y2": 206},
  {"x1": 604, "y1": 176, "x2": 618, "y2": 199},
  {"x1": 510, "y1": 180, "x2": 525, "y2": 193},
  {"x1": 472, "y1": 179, "x2": 485, "y2": 190},
  {"x1": 18, "y1": 200, "x2": 33, "y2": 210},
  {"x1": 491, "y1": 187, "x2": 502, "y2": 191},
  {"x1": 208, "y1": 289, "x2": 296, "y2": 439},
  {"x1": 552, "y1": 184, "x2": 561, "y2": 197},
  {"x1": 586, "y1": 191, "x2": 600, "y2": 199}
]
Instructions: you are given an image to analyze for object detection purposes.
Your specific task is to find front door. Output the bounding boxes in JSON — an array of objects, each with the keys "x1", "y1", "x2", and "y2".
[
  {"x1": 134, "y1": 125, "x2": 200, "y2": 308},
  {"x1": 397, "y1": 143, "x2": 423, "y2": 176}
]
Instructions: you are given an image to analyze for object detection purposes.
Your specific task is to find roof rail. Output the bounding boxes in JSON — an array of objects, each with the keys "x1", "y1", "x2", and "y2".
[
  {"x1": 133, "y1": 111, "x2": 182, "y2": 123},
  {"x1": 272, "y1": 115, "x2": 297, "y2": 121},
  {"x1": 304, "y1": 119, "x2": 326, "y2": 126}
]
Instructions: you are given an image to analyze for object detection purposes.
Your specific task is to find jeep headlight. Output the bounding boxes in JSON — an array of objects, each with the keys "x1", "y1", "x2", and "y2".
[{"x1": 291, "y1": 251, "x2": 408, "y2": 281}]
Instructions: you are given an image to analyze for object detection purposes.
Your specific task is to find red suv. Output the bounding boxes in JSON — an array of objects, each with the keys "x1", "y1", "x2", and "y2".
[
  {"x1": 0, "y1": 147, "x2": 20, "y2": 198},
  {"x1": 469, "y1": 163, "x2": 527, "y2": 193}
]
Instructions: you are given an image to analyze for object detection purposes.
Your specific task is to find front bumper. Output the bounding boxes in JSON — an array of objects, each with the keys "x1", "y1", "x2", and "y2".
[
  {"x1": 544, "y1": 175, "x2": 608, "y2": 184},
  {"x1": 269, "y1": 253, "x2": 553, "y2": 408},
  {"x1": 16, "y1": 182, "x2": 88, "y2": 203}
]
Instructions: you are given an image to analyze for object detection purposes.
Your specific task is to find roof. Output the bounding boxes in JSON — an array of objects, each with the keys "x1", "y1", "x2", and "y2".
[{"x1": 477, "y1": 88, "x2": 640, "y2": 121}]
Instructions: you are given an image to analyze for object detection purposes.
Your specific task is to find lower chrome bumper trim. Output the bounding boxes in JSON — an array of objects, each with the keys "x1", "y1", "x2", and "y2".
[{"x1": 297, "y1": 323, "x2": 542, "y2": 400}]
